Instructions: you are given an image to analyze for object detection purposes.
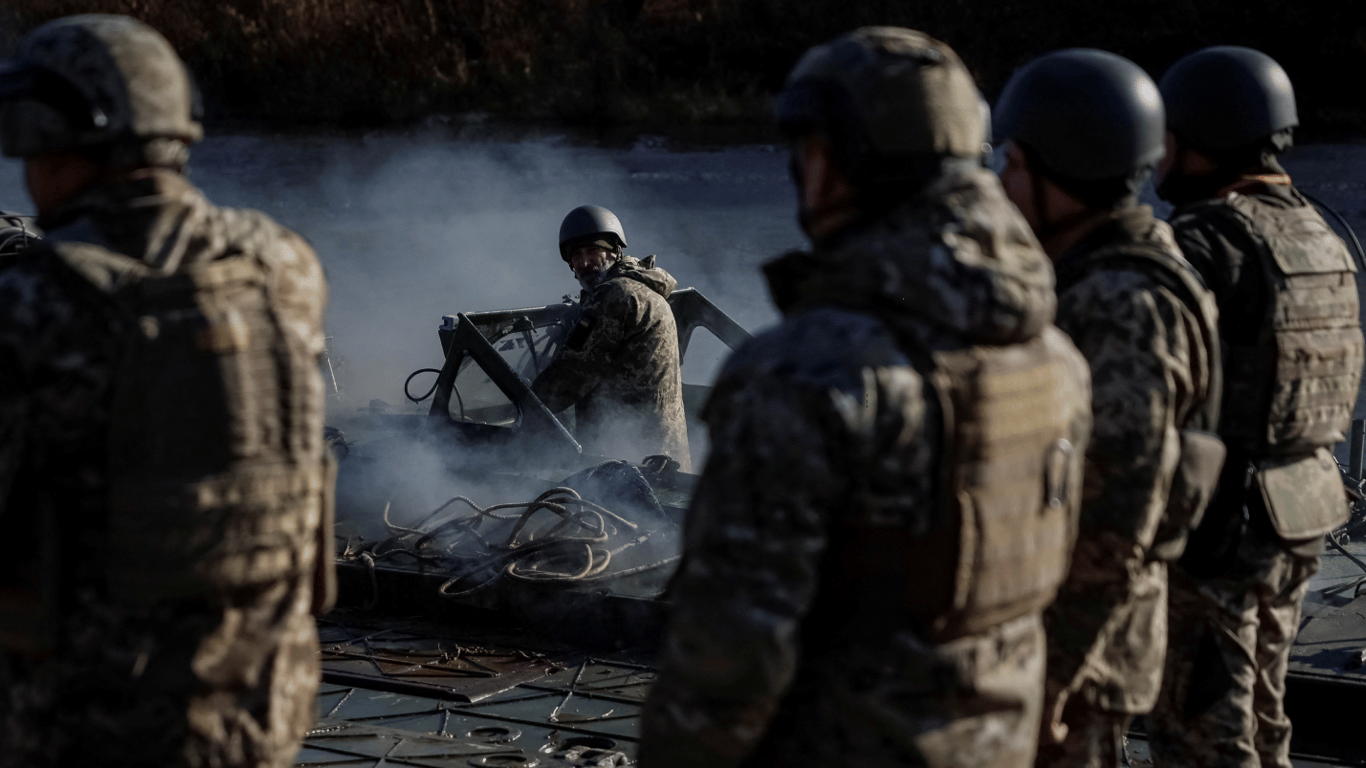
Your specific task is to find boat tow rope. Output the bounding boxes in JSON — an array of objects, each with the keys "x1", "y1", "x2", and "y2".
[{"x1": 338, "y1": 486, "x2": 679, "y2": 606}]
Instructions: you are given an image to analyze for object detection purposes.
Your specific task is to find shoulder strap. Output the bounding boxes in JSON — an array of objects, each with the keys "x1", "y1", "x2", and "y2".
[{"x1": 49, "y1": 241, "x2": 151, "y2": 295}]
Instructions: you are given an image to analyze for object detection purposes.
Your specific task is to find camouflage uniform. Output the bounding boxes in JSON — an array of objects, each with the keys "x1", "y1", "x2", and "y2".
[
  {"x1": 0, "y1": 167, "x2": 330, "y2": 768},
  {"x1": 1037, "y1": 204, "x2": 1219, "y2": 767},
  {"x1": 532, "y1": 254, "x2": 691, "y2": 470},
  {"x1": 1148, "y1": 174, "x2": 1361, "y2": 768},
  {"x1": 639, "y1": 165, "x2": 1093, "y2": 768}
]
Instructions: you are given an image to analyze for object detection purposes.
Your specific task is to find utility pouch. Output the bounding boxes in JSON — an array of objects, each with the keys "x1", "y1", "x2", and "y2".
[
  {"x1": 1255, "y1": 447, "x2": 1349, "y2": 541},
  {"x1": 312, "y1": 449, "x2": 338, "y2": 615},
  {"x1": 1149, "y1": 429, "x2": 1227, "y2": 561},
  {"x1": 1178, "y1": 460, "x2": 1252, "y2": 579}
]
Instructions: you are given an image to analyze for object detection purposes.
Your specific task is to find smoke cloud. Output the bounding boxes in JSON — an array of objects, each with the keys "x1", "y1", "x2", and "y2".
[
  {"x1": 185, "y1": 131, "x2": 799, "y2": 410},
  {"x1": 0, "y1": 130, "x2": 799, "y2": 409},
  {"x1": 7, "y1": 135, "x2": 1366, "y2": 491}
]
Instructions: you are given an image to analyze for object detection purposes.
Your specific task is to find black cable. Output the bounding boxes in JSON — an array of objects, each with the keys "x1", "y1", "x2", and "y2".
[
  {"x1": 1301, "y1": 189, "x2": 1366, "y2": 273},
  {"x1": 404, "y1": 367, "x2": 442, "y2": 404},
  {"x1": 522, "y1": 328, "x2": 542, "y2": 374}
]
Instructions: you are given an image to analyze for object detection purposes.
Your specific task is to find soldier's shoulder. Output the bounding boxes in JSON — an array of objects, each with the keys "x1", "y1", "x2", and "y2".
[
  {"x1": 1062, "y1": 246, "x2": 1174, "y2": 300},
  {"x1": 1169, "y1": 193, "x2": 1262, "y2": 237},
  {"x1": 588, "y1": 273, "x2": 667, "y2": 314},
  {"x1": 1059, "y1": 259, "x2": 1195, "y2": 336},
  {"x1": 211, "y1": 202, "x2": 319, "y2": 265},
  {"x1": 721, "y1": 306, "x2": 910, "y2": 392}
]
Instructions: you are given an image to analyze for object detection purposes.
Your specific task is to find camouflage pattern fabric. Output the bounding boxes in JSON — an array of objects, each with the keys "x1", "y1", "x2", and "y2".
[
  {"x1": 1038, "y1": 205, "x2": 1217, "y2": 767},
  {"x1": 1149, "y1": 520, "x2": 1318, "y2": 768},
  {"x1": 0, "y1": 168, "x2": 326, "y2": 768},
  {"x1": 1150, "y1": 175, "x2": 1351, "y2": 768},
  {"x1": 532, "y1": 254, "x2": 691, "y2": 471},
  {"x1": 1034, "y1": 693, "x2": 1129, "y2": 768},
  {"x1": 639, "y1": 165, "x2": 1092, "y2": 768}
]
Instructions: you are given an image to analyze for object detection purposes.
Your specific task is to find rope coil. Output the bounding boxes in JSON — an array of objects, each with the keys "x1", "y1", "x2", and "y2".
[{"x1": 339, "y1": 486, "x2": 676, "y2": 604}]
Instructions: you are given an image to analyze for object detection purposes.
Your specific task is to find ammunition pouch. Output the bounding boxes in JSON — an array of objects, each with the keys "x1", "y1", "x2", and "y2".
[
  {"x1": 892, "y1": 327, "x2": 1087, "y2": 642},
  {"x1": 1149, "y1": 429, "x2": 1227, "y2": 561},
  {"x1": 1255, "y1": 447, "x2": 1349, "y2": 541}
]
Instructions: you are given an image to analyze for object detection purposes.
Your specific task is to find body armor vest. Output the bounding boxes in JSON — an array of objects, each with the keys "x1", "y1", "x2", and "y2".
[
  {"x1": 52, "y1": 218, "x2": 332, "y2": 609},
  {"x1": 1055, "y1": 241, "x2": 1226, "y2": 561},
  {"x1": 821, "y1": 325, "x2": 1088, "y2": 643},
  {"x1": 1212, "y1": 192, "x2": 1362, "y2": 455}
]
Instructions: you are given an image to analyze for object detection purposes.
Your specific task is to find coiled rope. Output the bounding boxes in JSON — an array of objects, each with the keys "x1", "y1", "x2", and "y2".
[{"x1": 339, "y1": 486, "x2": 678, "y2": 606}]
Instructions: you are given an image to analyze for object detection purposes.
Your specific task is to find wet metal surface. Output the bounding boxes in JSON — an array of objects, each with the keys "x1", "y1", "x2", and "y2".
[
  {"x1": 318, "y1": 617, "x2": 565, "y2": 704},
  {"x1": 304, "y1": 613, "x2": 652, "y2": 765}
]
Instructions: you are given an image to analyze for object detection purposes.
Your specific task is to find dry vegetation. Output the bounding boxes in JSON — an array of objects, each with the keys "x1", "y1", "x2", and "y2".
[{"x1": 8, "y1": 0, "x2": 1366, "y2": 140}]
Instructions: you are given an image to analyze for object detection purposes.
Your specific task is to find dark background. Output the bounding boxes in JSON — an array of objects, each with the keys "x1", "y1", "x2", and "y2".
[{"x1": 6, "y1": 0, "x2": 1365, "y2": 141}]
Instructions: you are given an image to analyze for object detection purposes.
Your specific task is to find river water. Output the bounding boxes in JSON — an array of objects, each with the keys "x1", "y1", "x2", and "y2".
[{"x1": 2, "y1": 133, "x2": 1364, "y2": 418}]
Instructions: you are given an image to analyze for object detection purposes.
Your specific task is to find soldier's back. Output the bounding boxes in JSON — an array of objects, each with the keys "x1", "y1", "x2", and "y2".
[
  {"x1": 642, "y1": 166, "x2": 1092, "y2": 768},
  {"x1": 0, "y1": 168, "x2": 330, "y2": 768}
]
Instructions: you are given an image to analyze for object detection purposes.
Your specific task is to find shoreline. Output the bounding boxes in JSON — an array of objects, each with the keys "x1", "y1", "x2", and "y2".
[{"x1": 10, "y1": 2, "x2": 1365, "y2": 141}]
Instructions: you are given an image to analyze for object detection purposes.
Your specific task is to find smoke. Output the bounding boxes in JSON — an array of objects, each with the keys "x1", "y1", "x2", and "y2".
[
  {"x1": 177, "y1": 129, "x2": 801, "y2": 604},
  {"x1": 14, "y1": 131, "x2": 1366, "y2": 556},
  {"x1": 173, "y1": 131, "x2": 798, "y2": 412},
  {"x1": 0, "y1": 131, "x2": 802, "y2": 597}
]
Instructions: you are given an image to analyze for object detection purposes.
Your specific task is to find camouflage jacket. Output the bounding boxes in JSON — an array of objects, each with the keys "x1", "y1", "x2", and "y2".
[
  {"x1": 1043, "y1": 204, "x2": 1219, "y2": 718},
  {"x1": 0, "y1": 168, "x2": 327, "y2": 768},
  {"x1": 639, "y1": 165, "x2": 1092, "y2": 768},
  {"x1": 532, "y1": 255, "x2": 691, "y2": 471}
]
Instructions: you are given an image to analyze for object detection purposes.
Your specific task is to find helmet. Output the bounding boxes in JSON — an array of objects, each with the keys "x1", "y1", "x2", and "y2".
[
  {"x1": 558, "y1": 205, "x2": 627, "y2": 261},
  {"x1": 1159, "y1": 46, "x2": 1297, "y2": 153},
  {"x1": 0, "y1": 14, "x2": 203, "y2": 158},
  {"x1": 994, "y1": 49, "x2": 1165, "y2": 182},
  {"x1": 773, "y1": 27, "x2": 984, "y2": 183}
]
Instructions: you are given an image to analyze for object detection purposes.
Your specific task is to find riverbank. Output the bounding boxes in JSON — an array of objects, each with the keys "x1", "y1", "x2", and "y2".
[{"x1": 7, "y1": 1, "x2": 1365, "y2": 141}]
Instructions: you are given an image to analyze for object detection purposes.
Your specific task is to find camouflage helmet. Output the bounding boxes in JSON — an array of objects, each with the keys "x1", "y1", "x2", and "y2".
[
  {"x1": 1159, "y1": 46, "x2": 1297, "y2": 154},
  {"x1": 994, "y1": 49, "x2": 1165, "y2": 181},
  {"x1": 558, "y1": 205, "x2": 627, "y2": 261},
  {"x1": 0, "y1": 14, "x2": 202, "y2": 159},
  {"x1": 773, "y1": 27, "x2": 985, "y2": 183}
]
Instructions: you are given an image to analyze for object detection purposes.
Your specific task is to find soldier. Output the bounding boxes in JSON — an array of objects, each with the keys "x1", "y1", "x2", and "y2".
[
  {"x1": 994, "y1": 50, "x2": 1224, "y2": 767},
  {"x1": 531, "y1": 205, "x2": 691, "y2": 470},
  {"x1": 639, "y1": 27, "x2": 1092, "y2": 768},
  {"x1": 0, "y1": 15, "x2": 333, "y2": 768},
  {"x1": 1146, "y1": 47, "x2": 1362, "y2": 768}
]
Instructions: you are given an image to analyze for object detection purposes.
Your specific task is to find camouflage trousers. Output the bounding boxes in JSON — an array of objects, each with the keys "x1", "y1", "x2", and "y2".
[
  {"x1": 1034, "y1": 691, "x2": 1131, "y2": 768},
  {"x1": 0, "y1": 574, "x2": 321, "y2": 768},
  {"x1": 1147, "y1": 529, "x2": 1319, "y2": 768}
]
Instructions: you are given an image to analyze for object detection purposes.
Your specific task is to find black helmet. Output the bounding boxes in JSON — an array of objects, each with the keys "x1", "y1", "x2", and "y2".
[
  {"x1": 773, "y1": 26, "x2": 984, "y2": 184},
  {"x1": 558, "y1": 205, "x2": 626, "y2": 261},
  {"x1": 1159, "y1": 46, "x2": 1297, "y2": 154},
  {"x1": 995, "y1": 49, "x2": 1165, "y2": 183}
]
